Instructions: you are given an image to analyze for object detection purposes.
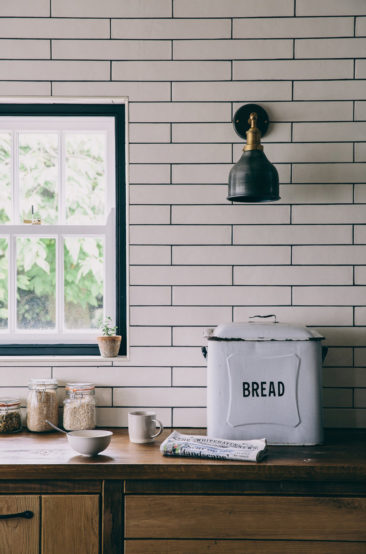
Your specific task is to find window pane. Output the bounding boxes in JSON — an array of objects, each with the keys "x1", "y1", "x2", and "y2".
[
  {"x1": 64, "y1": 237, "x2": 104, "y2": 330},
  {"x1": 19, "y1": 133, "x2": 58, "y2": 224},
  {"x1": 0, "y1": 238, "x2": 8, "y2": 328},
  {"x1": 65, "y1": 133, "x2": 106, "y2": 224},
  {"x1": 0, "y1": 133, "x2": 11, "y2": 224},
  {"x1": 16, "y1": 237, "x2": 56, "y2": 330}
]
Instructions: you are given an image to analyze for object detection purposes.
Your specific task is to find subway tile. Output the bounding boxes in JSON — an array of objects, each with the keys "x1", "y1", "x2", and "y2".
[
  {"x1": 355, "y1": 101, "x2": 366, "y2": 120},
  {"x1": 0, "y1": 39, "x2": 50, "y2": 59},
  {"x1": 293, "y1": 246, "x2": 366, "y2": 265},
  {"x1": 172, "y1": 367, "x2": 207, "y2": 387},
  {"x1": 130, "y1": 124, "x2": 170, "y2": 144},
  {"x1": 355, "y1": 185, "x2": 366, "y2": 203},
  {"x1": 173, "y1": 408, "x2": 206, "y2": 427},
  {"x1": 234, "y1": 306, "x2": 353, "y2": 326},
  {"x1": 317, "y1": 327, "x2": 366, "y2": 347},
  {"x1": 173, "y1": 246, "x2": 290, "y2": 265},
  {"x1": 237, "y1": 143, "x2": 352, "y2": 164},
  {"x1": 130, "y1": 245, "x2": 171, "y2": 265},
  {"x1": 0, "y1": 60, "x2": 109, "y2": 81},
  {"x1": 324, "y1": 409, "x2": 366, "y2": 428},
  {"x1": 234, "y1": 17, "x2": 354, "y2": 38},
  {"x1": 114, "y1": 387, "x2": 205, "y2": 407},
  {"x1": 54, "y1": 366, "x2": 171, "y2": 387},
  {"x1": 354, "y1": 388, "x2": 366, "y2": 408},
  {"x1": 0, "y1": 388, "x2": 28, "y2": 406},
  {"x1": 0, "y1": 366, "x2": 51, "y2": 386},
  {"x1": 97, "y1": 407, "x2": 171, "y2": 427},
  {"x1": 172, "y1": 205, "x2": 290, "y2": 224},
  {"x1": 323, "y1": 388, "x2": 353, "y2": 408},
  {"x1": 296, "y1": 38, "x2": 366, "y2": 58},
  {"x1": 130, "y1": 102, "x2": 230, "y2": 123},
  {"x1": 130, "y1": 286, "x2": 171, "y2": 306},
  {"x1": 233, "y1": 225, "x2": 351, "y2": 245},
  {"x1": 130, "y1": 225, "x2": 231, "y2": 245},
  {"x1": 174, "y1": 0, "x2": 293, "y2": 18},
  {"x1": 355, "y1": 143, "x2": 366, "y2": 162},
  {"x1": 356, "y1": 17, "x2": 366, "y2": 36},
  {"x1": 53, "y1": 40, "x2": 171, "y2": 60},
  {"x1": 130, "y1": 306, "x2": 231, "y2": 326},
  {"x1": 52, "y1": 0, "x2": 172, "y2": 17},
  {"x1": 53, "y1": 81, "x2": 171, "y2": 101},
  {"x1": 173, "y1": 286, "x2": 291, "y2": 306},
  {"x1": 174, "y1": 39, "x2": 292, "y2": 60},
  {"x1": 0, "y1": 81, "x2": 51, "y2": 95},
  {"x1": 112, "y1": 61, "x2": 230, "y2": 81},
  {"x1": 129, "y1": 205, "x2": 170, "y2": 225},
  {"x1": 129, "y1": 165, "x2": 171, "y2": 185},
  {"x1": 355, "y1": 266, "x2": 366, "y2": 285},
  {"x1": 293, "y1": 286, "x2": 366, "y2": 306},
  {"x1": 234, "y1": 60, "x2": 352, "y2": 80},
  {"x1": 173, "y1": 81, "x2": 292, "y2": 102},
  {"x1": 125, "y1": 347, "x2": 205, "y2": 367},
  {"x1": 112, "y1": 18, "x2": 230, "y2": 39},
  {"x1": 355, "y1": 307, "x2": 366, "y2": 326},
  {"x1": 2, "y1": 0, "x2": 49, "y2": 16},
  {"x1": 324, "y1": 348, "x2": 353, "y2": 367},
  {"x1": 356, "y1": 60, "x2": 366, "y2": 79},
  {"x1": 130, "y1": 184, "x2": 227, "y2": 205},
  {"x1": 130, "y1": 265, "x2": 232, "y2": 286},
  {"x1": 234, "y1": 266, "x2": 353, "y2": 286},
  {"x1": 243, "y1": 101, "x2": 353, "y2": 122},
  {"x1": 355, "y1": 348, "x2": 366, "y2": 366},
  {"x1": 94, "y1": 388, "x2": 112, "y2": 407},
  {"x1": 292, "y1": 163, "x2": 366, "y2": 183},
  {"x1": 130, "y1": 327, "x2": 172, "y2": 347},
  {"x1": 174, "y1": 123, "x2": 291, "y2": 143},
  {"x1": 355, "y1": 225, "x2": 366, "y2": 243},
  {"x1": 294, "y1": 80, "x2": 366, "y2": 100},
  {"x1": 279, "y1": 184, "x2": 353, "y2": 204},
  {"x1": 0, "y1": 18, "x2": 109, "y2": 38},
  {"x1": 294, "y1": 122, "x2": 366, "y2": 142},
  {"x1": 293, "y1": 205, "x2": 366, "y2": 224},
  {"x1": 297, "y1": 0, "x2": 366, "y2": 16},
  {"x1": 172, "y1": 327, "x2": 208, "y2": 347},
  {"x1": 323, "y1": 367, "x2": 366, "y2": 387},
  {"x1": 130, "y1": 143, "x2": 231, "y2": 164}
]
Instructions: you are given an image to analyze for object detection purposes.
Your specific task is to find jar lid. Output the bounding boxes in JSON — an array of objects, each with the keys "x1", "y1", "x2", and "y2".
[
  {"x1": 66, "y1": 382, "x2": 94, "y2": 392},
  {"x1": 0, "y1": 398, "x2": 21, "y2": 408},
  {"x1": 28, "y1": 378, "x2": 58, "y2": 388}
]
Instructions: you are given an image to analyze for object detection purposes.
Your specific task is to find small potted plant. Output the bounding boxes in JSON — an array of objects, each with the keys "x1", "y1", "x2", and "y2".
[{"x1": 97, "y1": 317, "x2": 121, "y2": 358}]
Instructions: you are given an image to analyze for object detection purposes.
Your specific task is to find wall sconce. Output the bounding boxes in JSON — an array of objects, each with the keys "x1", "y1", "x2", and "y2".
[{"x1": 228, "y1": 104, "x2": 280, "y2": 203}]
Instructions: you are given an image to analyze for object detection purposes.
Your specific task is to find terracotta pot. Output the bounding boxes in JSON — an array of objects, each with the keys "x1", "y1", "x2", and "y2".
[{"x1": 97, "y1": 335, "x2": 122, "y2": 358}]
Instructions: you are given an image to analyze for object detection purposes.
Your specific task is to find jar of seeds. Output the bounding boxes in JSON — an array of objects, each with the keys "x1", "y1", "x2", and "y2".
[
  {"x1": 0, "y1": 398, "x2": 22, "y2": 433},
  {"x1": 63, "y1": 383, "x2": 96, "y2": 431},
  {"x1": 27, "y1": 379, "x2": 58, "y2": 432}
]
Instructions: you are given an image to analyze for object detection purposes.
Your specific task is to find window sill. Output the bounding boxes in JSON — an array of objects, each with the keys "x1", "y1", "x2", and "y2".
[{"x1": 0, "y1": 355, "x2": 128, "y2": 364}]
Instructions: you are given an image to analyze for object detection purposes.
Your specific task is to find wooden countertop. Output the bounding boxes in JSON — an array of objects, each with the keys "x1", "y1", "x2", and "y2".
[{"x1": 0, "y1": 429, "x2": 365, "y2": 481}]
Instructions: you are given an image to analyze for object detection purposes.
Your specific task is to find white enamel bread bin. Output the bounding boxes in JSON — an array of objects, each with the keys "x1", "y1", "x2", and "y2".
[{"x1": 206, "y1": 316, "x2": 326, "y2": 445}]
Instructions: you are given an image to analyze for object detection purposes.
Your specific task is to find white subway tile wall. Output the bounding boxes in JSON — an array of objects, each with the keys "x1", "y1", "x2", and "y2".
[{"x1": 0, "y1": 0, "x2": 365, "y2": 429}]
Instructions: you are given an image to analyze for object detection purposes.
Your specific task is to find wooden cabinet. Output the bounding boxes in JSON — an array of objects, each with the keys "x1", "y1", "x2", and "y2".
[{"x1": 0, "y1": 496, "x2": 39, "y2": 554}]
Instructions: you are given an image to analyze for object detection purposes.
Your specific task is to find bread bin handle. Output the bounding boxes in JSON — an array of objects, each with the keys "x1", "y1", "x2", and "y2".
[{"x1": 249, "y1": 314, "x2": 277, "y2": 323}]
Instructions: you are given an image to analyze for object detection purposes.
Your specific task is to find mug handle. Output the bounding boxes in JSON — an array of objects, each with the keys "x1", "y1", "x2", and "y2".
[{"x1": 150, "y1": 419, "x2": 164, "y2": 439}]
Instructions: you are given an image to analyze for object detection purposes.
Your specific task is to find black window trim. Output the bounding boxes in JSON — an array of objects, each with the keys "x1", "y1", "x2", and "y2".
[{"x1": 0, "y1": 101, "x2": 127, "y2": 356}]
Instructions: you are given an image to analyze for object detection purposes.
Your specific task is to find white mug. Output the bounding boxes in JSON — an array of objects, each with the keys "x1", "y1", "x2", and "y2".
[{"x1": 128, "y1": 411, "x2": 164, "y2": 444}]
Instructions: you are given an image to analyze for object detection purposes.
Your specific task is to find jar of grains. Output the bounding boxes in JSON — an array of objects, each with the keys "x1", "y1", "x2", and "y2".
[
  {"x1": 63, "y1": 383, "x2": 96, "y2": 431},
  {"x1": 27, "y1": 379, "x2": 58, "y2": 432},
  {"x1": 0, "y1": 398, "x2": 22, "y2": 433}
]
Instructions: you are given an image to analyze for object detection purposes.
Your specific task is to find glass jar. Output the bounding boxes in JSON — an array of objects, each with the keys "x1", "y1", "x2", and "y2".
[
  {"x1": 63, "y1": 383, "x2": 96, "y2": 431},
  {"x1": 27, "y1": 379, "x2": 58, "y2": 432},
  {"x1": 0, "y1": 399, "x2": 22, "y2": 433}
]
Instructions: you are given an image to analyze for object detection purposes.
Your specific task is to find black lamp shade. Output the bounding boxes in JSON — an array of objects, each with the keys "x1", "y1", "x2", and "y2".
[{"x1": 228, "y1": 149, "x2": 280, "y2": 203}]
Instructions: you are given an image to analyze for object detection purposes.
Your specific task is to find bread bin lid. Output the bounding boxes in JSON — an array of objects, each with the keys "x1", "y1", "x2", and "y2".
[{"x1": 208, "y1": 315, "x2": 324, "y2": 341}]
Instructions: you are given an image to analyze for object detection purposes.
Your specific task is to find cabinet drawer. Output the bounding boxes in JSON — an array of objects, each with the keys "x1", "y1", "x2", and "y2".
[
  {"x1": 125, "y1": 495, "x2": 366, "y2": 541},
  {"x1": 0, "y1": 495, "x2": 39, "y2": 554},
  {"x1": 124, "y1": 540, "x2": 366, "y2": 554}
]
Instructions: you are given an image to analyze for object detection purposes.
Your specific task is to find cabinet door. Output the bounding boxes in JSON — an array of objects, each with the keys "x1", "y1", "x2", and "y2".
[
  {"x1": 0, "y1": 495, "x2": 39, "y2": 554},
  {"x1": 42, "y1": 495, "x2": 99, "y2": 554}
]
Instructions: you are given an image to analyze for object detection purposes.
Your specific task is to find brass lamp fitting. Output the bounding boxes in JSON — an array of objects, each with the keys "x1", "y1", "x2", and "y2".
[{"x1": 244, "y1": 112, "x2": 263, "y2": 152}]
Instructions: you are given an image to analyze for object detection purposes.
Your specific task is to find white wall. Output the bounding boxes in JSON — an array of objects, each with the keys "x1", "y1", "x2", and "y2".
[{"x1": 0, "y1": 0, "x2": 365, "y2": 428}]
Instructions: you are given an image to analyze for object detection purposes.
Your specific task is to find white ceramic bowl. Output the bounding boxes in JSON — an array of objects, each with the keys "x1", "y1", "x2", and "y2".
[{"x1": 67, "y1": 429, "x2": 113, "y2": 456}]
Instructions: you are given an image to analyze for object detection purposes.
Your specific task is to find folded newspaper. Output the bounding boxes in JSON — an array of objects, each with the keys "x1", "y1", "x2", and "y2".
[{"x1": 160, "y1": 431, "x2": 267, "y2": 462}]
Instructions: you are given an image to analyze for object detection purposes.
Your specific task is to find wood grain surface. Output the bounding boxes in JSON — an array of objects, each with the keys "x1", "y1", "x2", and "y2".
[{"x1": 0, "y1": 496, "x2": 39, "y2": 554}]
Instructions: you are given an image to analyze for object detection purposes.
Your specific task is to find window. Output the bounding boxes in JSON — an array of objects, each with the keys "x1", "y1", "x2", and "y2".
[{"x1": 0, "y1": 100, "x2": 127, "y2": 356}]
